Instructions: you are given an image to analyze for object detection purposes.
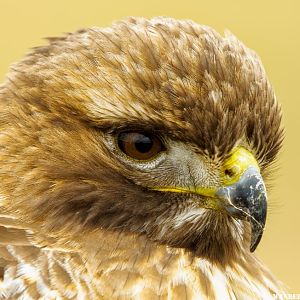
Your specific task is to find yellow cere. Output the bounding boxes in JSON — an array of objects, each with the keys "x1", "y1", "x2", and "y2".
[
  {"x1": 220, "y1": 147, "x2": 259, "y2": 186},
  {"x1": 150, "y1": 147, "x2": 259, "y2": 199}
]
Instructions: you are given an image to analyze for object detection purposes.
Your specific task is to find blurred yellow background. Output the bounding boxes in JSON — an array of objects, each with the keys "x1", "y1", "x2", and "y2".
[{"x1": 0, "y1": 0, "x2": 299, "y2": 292}]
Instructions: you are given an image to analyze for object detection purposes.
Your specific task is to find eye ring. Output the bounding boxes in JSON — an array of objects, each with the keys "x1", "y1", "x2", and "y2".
[{"x1": 116, "y1": 131, "x2": 165, "y2": 161}]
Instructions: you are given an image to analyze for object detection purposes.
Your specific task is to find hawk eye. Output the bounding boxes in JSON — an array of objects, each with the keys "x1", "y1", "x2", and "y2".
[{"x1": 117, "y1": 132, "x2": 165, "y2": 161}]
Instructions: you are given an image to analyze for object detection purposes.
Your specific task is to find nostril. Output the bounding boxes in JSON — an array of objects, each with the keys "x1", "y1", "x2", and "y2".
[
  {"x1": 224, "y1": 166, "x2": 239, "y2": 178},
  {"x1": 224, "y1": 168, "x2": 234, "y2": 177}
]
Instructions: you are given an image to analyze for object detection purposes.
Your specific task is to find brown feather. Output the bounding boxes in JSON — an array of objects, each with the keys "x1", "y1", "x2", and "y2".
[{"x1": 0, "y1": 17, "x2": 285, "y2": 299}]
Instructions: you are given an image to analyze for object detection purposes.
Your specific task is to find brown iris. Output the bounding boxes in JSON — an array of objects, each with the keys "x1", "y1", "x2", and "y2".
[{"x1": 117, "y1": 132, "x2": 165, "y2": 161}]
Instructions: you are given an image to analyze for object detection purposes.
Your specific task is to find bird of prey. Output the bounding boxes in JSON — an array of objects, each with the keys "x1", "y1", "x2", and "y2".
[{"x1": 0, "y1": 17, "x2": 285, "y2": 299}]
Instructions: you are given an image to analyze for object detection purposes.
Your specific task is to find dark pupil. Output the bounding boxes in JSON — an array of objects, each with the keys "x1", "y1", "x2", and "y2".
[{"x1": 134, "y1": 134, "x2": 153, "y2": 153}]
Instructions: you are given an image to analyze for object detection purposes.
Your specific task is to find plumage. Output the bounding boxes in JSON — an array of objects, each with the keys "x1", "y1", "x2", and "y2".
[{"x1": 0, "y1": 17, "x2": 285, "y2": 299}]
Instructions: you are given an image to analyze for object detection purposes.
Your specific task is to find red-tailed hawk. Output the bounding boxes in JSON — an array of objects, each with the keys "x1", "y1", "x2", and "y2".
[{"x1": 0, "y1": 17, "x2": 285, "y2": 299}]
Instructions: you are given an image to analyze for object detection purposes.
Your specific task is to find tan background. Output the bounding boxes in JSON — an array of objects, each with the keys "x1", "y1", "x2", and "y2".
[{"x1": 0, "y1": 0, "x2": 299, "y2": 292}]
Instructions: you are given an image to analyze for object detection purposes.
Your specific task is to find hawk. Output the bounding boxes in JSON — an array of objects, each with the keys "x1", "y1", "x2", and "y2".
[{"x1": 0, "y1": 17, "x2": 285, "y2": 299}]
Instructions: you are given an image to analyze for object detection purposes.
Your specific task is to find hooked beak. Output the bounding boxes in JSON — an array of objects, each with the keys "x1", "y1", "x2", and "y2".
[
  {"x1": 216, "y1": 166, "x2": 267, "y2": 252},
  {"x1": 150, "y1": 147, "x2": 267, "y2": 252}
]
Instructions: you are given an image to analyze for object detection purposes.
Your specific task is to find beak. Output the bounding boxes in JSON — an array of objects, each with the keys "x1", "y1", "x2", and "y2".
[
  {"x1": 150, "y1": 147, "x2": 267, "y2": 252},
  {"x1": 216, "y1": 166, "x2": 267, "y2": 252}
]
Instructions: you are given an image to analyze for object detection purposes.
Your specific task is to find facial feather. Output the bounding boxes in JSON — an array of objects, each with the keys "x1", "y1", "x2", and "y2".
[{"x1": 0, "y1": 16, "x2": 283, "y2": 265}]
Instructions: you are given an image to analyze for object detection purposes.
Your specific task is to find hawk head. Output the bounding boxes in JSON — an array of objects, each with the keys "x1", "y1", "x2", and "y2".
[{"x1": 0, "y1": 17, "x2": 283, "y2": 265}]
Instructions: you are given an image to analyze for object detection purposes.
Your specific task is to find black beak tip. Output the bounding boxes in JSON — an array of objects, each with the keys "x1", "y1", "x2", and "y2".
[
  {"x1": 250, "y1": 232, "x2": 263, "y2": 252},
  {"x1": 217, "y1": 167, "x2": 267, "y2": 253},
  {"x1": 250, "y1": 217, "x2": 265, "y2": 252}
]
